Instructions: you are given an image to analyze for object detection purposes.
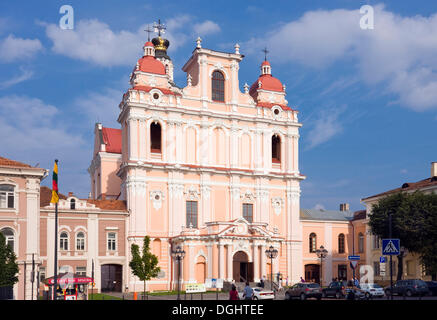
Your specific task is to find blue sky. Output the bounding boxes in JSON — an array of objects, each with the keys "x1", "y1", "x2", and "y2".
[{"x1": 0, "y1": 1, "x2": 436, "y2": 211}]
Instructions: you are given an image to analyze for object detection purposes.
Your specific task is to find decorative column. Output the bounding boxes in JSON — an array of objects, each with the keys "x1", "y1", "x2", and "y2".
[
  {"x1": 218, "y1": 243, "x2": 224, "y2": 280},
  {"x1": 189, "y1": 243, "x2": 195, "y2": 282},
  {"x1": 207, "y1": 243, "x2": 213, "y2": 279},
  {"x1": 253, "y1": 244, "x2": 260, "y2": 282},
  {"x1": 227, "y1": 244, "x2": 233, "y2": 281},
  {"x1": 260, "y1": 244, "x2": 266, "y2": 279}
]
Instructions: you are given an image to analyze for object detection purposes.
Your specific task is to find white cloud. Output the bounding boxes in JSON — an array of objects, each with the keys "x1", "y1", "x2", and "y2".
[
  {"x1": 193, "y1": 20, "x2": 220, "y2": 36},
  {"x1": 0, "y1": 34, "x2": 43, "y2": 62},
  {"x1": 44, "y1": 16, "x2": 218, "y2": 67},
  {"x1": 0, "y1": 66, "x2": 34, "y2": 89},
  {"x1": 306, "y1": 106, "x2": 346, "y2": 149},
  {"x1": 314, "y1": 204, "x2": 325, "y2": 211},
  {"x1": 74, "y1": 87, "x2": 122, "y2": 128},
  {"x1": 245, "y1": 5, "x2": 437, "y2": 111},
  {"x1": 0, "y1": 95, "x2": 90, "y2": 195}
]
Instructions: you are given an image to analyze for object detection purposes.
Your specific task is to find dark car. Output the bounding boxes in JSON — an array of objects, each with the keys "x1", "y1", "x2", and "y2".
[
  {"x1": 385, "y1": 279, "x2": 429, "y2": 297},
  {"x1": 322, "y1": 281, "x2": 347, "y2": 299},
  {"x1": 285, "y1": 283, "x2": 322, "y2": 300},
  {"x1": 426, "y1": 281, "x2": 437, "y2": 296}
]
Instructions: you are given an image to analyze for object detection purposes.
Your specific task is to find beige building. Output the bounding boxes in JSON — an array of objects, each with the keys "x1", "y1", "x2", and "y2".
[{"x1": 361, "y1": 162, "x2": 437, "y2": 282}]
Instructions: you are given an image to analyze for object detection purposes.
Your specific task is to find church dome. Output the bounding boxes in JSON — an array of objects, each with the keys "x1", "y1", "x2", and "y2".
[
  {"x1": 137, "y1": 55, "x2": 166, "y2": 75},
  {"x1": 249, "y1": 59, "x2": 283, "y2": 96}
]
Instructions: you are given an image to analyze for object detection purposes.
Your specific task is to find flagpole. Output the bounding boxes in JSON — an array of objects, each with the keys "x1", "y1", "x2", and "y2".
[{"x1": 53, "y1": 201, "x2": 58, "y2": 300}]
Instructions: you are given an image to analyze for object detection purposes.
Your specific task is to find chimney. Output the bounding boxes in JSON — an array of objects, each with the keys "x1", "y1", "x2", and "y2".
[
  {"x1": 432, "y1": 162, "x2": 437, "y2": 177},
  {"x1": 339, "y1": 203, "x2": 350, "y2": 211},
  {"x1": 68, "y1": 192, "x2": 73, "y2": 197}
]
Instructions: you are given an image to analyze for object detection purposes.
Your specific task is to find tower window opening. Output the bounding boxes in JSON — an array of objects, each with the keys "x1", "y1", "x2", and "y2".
[
  {"x1": 272, "y1": 135, "x2": 281, "y2": 163},
  {"x1": 150, "y1": 122, "x2": 162, "y2": 153},
  {"x1": 212, "y1": 71, "x2": 225, "y2": 102}
]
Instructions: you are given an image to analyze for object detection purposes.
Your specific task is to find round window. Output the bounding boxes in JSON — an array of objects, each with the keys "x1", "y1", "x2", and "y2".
[
  {"x1": 153, "y1": 93, "x2": 160, "y2": 100},
  {"x1": 274, "y1": 108, "x2": 280, "y2": 115},
  {"x1": 155, "y1": 194, "x2": 160, "y2": 200}
]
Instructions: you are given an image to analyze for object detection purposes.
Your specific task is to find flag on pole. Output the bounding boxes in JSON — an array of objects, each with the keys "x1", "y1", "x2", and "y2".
[{"x1": 50, "y1": 159, "x2": 59, "y2": 203}]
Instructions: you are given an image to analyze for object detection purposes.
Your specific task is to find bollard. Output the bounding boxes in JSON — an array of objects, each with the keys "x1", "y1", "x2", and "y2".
[{"x1": 133, "y1": 292, "x2": 138, "y2": 300}]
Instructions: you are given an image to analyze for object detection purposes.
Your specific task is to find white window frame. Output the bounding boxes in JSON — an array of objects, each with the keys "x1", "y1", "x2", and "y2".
[
  {"x1": 59, "y1": 231, "x2": 69, "y2": 251},
  {"x1": 76, "y1": 231, "x2": 85, "y2": 251},
  {"x1": 76, "y1": 266, "x2": 87, "y2": 276},
  {"x1": 0, "y1": 227, "x2": 15, "y2": 252},
  {"x1": 0, "y1": 184, "x2": 15, "y2": 209},
  {"x1": 107, "y1": 232, "x2": 117, "y2": 251}
]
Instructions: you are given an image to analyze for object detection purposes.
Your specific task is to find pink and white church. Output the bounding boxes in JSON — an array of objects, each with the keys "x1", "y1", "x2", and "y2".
[
  {"x1": 89, "y1": 34, "x2": 306, "y2": 291},
  {"x1": 1, "y1": 31, "x2": 370, "y2": 300}
]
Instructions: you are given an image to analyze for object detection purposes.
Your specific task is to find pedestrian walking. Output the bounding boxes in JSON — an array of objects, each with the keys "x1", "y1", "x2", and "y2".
[
  {"x1": 259, "y1": 277, "x2": 265, "y2": 288},
  {"x1": 242, "y1": 282, "x2": 253, "y2": 300},
  {"x1": 229, "y1": 284, "x2": 239, "y2": 300}
]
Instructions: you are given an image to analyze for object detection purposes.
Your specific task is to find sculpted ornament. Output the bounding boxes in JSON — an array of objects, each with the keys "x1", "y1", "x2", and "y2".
[
  {"x1": 150, "y1": 190, "x2": 165, "y2": 210},
  {"x1": 271, "y1": 197, "x2": 284, "y2": 216}
]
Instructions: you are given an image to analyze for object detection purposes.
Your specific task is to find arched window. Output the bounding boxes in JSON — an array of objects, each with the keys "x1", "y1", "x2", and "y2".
[
  {"x1": 60, "y1": 232, "x2": 68, "y2": 251},
  {"x1": 1, "y1": 227, "x2": 15, "y2": 251},
  {"x1": 0, "y1": 184, "x2": 15, "y2": 208},
  {"x1": 70, "y1": 199, "x2": 76, "y2": 210},
  {"x1": 338, "y1": 233, "x2": 345, "y2": 254},
  {"x1": 212, "y1": 71, "x2": 225, "y2": 102},
  {"x1": 150, "y1": 122, "x2": 162, "y2": 153},
  {"x1": 358, "y1": 232, "x2": 364, "y2": 253},
  {"x1": 76, "y1": 232, "x2": 85, "y2": 251},
  {"x1": 272, "y1": 135, "x2": 281, "y2": 163},
  {"x1": 309, "y1": 233, "x2": 317, "y2": 253}
]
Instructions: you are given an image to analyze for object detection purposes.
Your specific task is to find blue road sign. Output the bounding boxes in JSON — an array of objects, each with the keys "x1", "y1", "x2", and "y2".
[
  {"x1": 380, "y1": 256, "x2": 386, "y2": 263},
  {"x1": 348, "y1": 255, "x2": 360, "y2": 261},
  {"x1": 382, "y1": 239, "x2": 400, "y2": 255}
]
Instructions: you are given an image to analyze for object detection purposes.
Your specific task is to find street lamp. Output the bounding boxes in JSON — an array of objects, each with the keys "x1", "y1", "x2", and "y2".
[
  {"x1": 171, "y1": 245, "x2": 185, "y2": 300},
  {"x1": 315, "y1": 245, "x2": 328, "y2": 287},
  {"x1": 265, "y1": 245, "x2": 278, "y2": 291}
]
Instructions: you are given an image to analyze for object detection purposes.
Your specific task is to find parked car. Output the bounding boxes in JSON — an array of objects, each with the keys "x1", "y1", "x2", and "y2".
[
  {"x1": 238, "y1": 287, "x2": 275, "y2": 300},
  {"x1": 358, "y1": 283, "x2": 385, "y2": 299},
  {"x1": 384, "y1": 279, "x2": 429, "y2": 297},
  {"x1": 425, "y1": 281, "x2": 437, "y2": 296},
  {"x1": 322, "y1": 281, "x2": 347, "y2": 299},
  {"x1": 285, "y1": 283, "x2": 322, "y2": 300}
]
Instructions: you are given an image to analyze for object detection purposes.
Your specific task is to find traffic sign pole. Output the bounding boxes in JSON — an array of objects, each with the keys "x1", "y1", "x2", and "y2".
[{"x1": 389, "y1": 213, "x2": 393, "y2": 300}]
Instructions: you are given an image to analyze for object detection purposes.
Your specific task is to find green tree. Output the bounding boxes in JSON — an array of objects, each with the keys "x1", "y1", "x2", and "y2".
[
  {"x1": 0, "y1": 233, "x2": 19, "y2": 287},
  {"x1": 129, "y1": 236, "x2": 161, "y2": 298},
  {"x1": 368, "y1": 191, "x2": 437, "y2": 280}
]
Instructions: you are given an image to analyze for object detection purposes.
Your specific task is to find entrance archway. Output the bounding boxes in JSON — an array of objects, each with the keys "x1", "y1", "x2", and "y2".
[
  {"x1": 101, "y1": 264, "x2": 122, "y2": 292},
  {"x1": 304, "y1": 264, "x2": 320, "y2": 283},
  {"x1": 232, "y1": 251, "x2": 253, "y2": 283}
]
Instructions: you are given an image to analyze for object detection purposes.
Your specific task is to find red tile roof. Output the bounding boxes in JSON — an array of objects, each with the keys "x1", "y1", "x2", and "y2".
[
  {"x1": 40, "y1": 186, "x2": 67, "y2": 207},
  {"x1": 250, "y1": 74, "x2": 284, "y2": 95},
  {"x1": 131, "y1": 85, "x2": 182, "y2": 96},
  {"x1": 256, "y1": 102, "x2": 293, "y2": 111},
  {"x1": 362, "y1": 177, "x2": 437, "y2": 200},
  {"x1": 0, "y1": 156, "x2": 32, "y2": 168},
  {"x1": 137, "y1": 55, "x2": 166, "y2": 75},
  {"x1": 101, "y1": 127, "x2": 122, "y2": 154},
  {"x1": 40, "y1": 186, "x2": 126, "y2": 211}
]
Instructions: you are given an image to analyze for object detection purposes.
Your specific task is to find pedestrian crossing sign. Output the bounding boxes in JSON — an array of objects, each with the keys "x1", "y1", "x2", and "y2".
[{"x1": 382, "y1": 239, "x2": 400, "y2": 255}]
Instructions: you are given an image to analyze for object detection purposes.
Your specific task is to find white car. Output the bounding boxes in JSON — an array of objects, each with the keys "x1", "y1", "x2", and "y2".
[
  {"x1": 358, "y1": 283, "x2": 385, "y2": 298},
  {"x1": 238, "y1": 287, "x2": 275, "y2": 300}
]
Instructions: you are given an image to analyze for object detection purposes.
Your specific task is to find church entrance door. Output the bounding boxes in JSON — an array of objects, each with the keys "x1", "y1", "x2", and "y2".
[{"x1": 232, "y1": 251, "x2": 253, "y2": 283}]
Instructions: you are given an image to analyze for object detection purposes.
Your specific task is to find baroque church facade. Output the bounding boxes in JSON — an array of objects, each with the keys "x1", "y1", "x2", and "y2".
[{"x1": 89, "y1": 33, "x2": 305, "y2": 291}]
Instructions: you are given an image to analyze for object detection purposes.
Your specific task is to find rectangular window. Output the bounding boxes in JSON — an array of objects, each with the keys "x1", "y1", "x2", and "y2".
[
  {"x1": 373, "y1": 261, "x2": 380, "y2": 276},
  {"x1": 107, "y1": 232, "x2": 117, "y2": 251},
  {"x1": 76, "y1": 267, "x2": 87, "y2": 276},
  {"x1": 0, "y1": 185, "x2": 14, "y2": 209},
  {"x1": 186, "y1": 201, "x2": 198, "y2": 228},
  {"x1": 60, "y1": 238, "x2": 68, "y2": 251},
  {"x1": 338, "y1": 264, "x2": 347, "y2": 280},
  {"x1": 39, "y1": 267, "x2": 46, "y2": 282},
  {"x1": 243, "y1": 203, "x2": 253, "y2": 223}
]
